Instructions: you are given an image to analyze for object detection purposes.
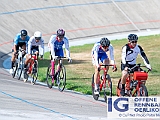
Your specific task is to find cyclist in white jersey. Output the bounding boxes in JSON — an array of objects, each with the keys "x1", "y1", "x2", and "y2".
[
  {"x1": 91, "y1": 38, "x2": 117, "y2": 95},
  {"x1": 23, "y1": 31, "x2": 44, "y2": 81},
  {"x1": 48, "y1": 29, "x2": 72, "y2": 62},
  {"x1": 120, "y1": 34, "x2": 152, "y2": 96}
]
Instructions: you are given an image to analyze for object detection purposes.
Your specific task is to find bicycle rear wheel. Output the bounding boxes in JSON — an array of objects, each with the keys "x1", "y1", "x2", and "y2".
[
  {"x1": 91, "y1": 73, "x2": 99, "y2": 100},
  {"x1": 46, "y1": 65, "x2": 53, "y2": 88},
  {"x1": 136, "y1": 84, "x2": 148, "y2": 97},
  {"x1": 57, "y1": 64, "x2": 66, "y2": 92},
  {"x1": 12, "y1": 62, "x2": 18, "y2": 78},
  {"x1": 31, "y1": 61, "x2": 38, "y2": 85}
]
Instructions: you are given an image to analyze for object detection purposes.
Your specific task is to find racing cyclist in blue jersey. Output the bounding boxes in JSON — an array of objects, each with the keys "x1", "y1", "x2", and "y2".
[
  {"x1": 120, "y1": 34, "x2": 152, "y2": 96},
  {"x1": 10, "y1": 29, "x2": 30, "y2": 74},
  {"x1": 48, "y1": 29, "x2": 72, "y2": 77},
  {"x1": 23, "y1": 31, "x2": 44, "y2": 82},
  {"x1": 91, "y1": 38, "x2": 117, "y2": 95}
]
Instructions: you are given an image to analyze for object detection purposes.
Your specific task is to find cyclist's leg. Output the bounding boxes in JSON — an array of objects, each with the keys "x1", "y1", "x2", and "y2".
[
  {"x1": 120, "y1": 64, "x2": 128, "y2": 96},
  {"x1": 93, "y1": 65, "x2": 100, "y2": 94},
  {"x1": 21, "y1": 43, "x2": 27, "y2": 57},
  {"x1": 55, "y1": 49, "x2": 64, "y2": 71},
  {"x1": 10, "y1": 44, "x2": 19, "y2": 74},
  {"x1": 92, "y1": 53, "x2": 101, "y2": 95}
]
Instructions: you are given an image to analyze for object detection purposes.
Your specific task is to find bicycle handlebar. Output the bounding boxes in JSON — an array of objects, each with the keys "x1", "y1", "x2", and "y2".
[
  {"x1": 127, "y1": 63, "x2": 150, "y2": 73},
  {"x1": 100, "y1": 64, "x2": 115, "y2": 67}
]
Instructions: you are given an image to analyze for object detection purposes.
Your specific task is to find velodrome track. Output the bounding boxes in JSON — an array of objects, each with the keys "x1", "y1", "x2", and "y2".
[{"x1": 0, "y1": 0, "x2": 160, "y2": 120}]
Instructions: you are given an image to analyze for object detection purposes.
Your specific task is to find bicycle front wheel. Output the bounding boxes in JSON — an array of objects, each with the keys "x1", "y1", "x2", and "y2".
[
  {"x1": 104, "y1": 74, "x2": 112, "y2": 102},
  {"x1": 17, "y1": 58, "x2": 23, "y2": 80},
  {"x1": 136, "y1": 84, "x2": 148, "y2": 97},
  {"x1": 46, "y1": 65, "x2": 53, "y2": 88},
  {"x1": 57, "y1": 64, "x2": 66, "y2": 92},
  {"x1": 31, "y1": 61, "x2": 38, "y2": 85},
  {"x1": 12, "y1": 62, "x2": 18, "y2": 78}
]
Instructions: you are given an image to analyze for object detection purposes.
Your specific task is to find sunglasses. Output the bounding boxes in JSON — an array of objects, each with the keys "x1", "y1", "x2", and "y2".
[
  {"x1": 21, "y1": 35, "x2": 27, "y2": 38},
  {"x1": 131, "y1": 41, "x2": 137, "y2": 43},
  {"x1": 35, "y1": 37, "x2": 41, "y2": 40}
]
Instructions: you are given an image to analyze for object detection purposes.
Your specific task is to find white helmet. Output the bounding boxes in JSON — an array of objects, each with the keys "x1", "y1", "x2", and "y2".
[{"x1": 34, "y1": 31, "x2": 42, "y2": 40}]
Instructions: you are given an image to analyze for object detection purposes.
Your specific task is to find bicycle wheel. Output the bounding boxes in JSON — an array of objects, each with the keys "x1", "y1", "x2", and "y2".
[
  {"x1": 91, "y1": 73, "x2": 99, "y2": 100},
  {"x1": 57, "y1": 64, "x2": 66, "y2": 92},
  {"x1": 12, "y1": 62, "x2": 18, "y2": 78},
  {"x1": 46, "y1": 65, "x2": 53, "y2": 88},
  {"x1": 104, "y1": 74, "x2": 112, "y2": 102},
  {"x1": 136, "y1": 84, "x2": 148, "y2": 97},
  {"x1": 31, "y1": 60, "x2": 38, "y2": 85},
  {"x1": 17, "y1": 57, "x2": 24, "y2": 80},
  {"x1": 116, "y1": 78, "x2": 122, "y2": 96}
]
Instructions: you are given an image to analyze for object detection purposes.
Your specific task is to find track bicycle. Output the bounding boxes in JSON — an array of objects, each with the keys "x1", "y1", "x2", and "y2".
[
  {"x1": 92, "y1": 64, "x2": 115, "y2": 102},
  {"x1": 24, "y1": 54, "x2": 38, "y2": 84},
  {"x1": 117, "y1": 63, "x2": 150, "y2": 97},
  {"x1": 46, "y1": 56, "x2": 66, "y2": 92},
  {"x1": 12, "y1": 48, "x2": 26, "y2": 80}
]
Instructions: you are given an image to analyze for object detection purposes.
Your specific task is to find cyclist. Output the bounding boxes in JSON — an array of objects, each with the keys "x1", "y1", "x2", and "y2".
[
  {"x1": 48, "y1": 28, "x2": 72, "y2": 61},
  {"x1": 120, "y1": 34, "x2": 152, "y2": 96},
  {"x1": 91, "y1": 37, "x2": 117, "y2": 95},
  {"x1": 10, "y1": 29, "x2": 30, "y2": 74},
  {"x1": 23, "y1": 31, "x2": 44, "y2": 81}
]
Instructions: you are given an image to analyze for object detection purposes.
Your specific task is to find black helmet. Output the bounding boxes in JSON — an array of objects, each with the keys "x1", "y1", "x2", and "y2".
[
  {"x1": 57, "y1": 29, "x2": 65, "y2": 37},
  {"x1": 20, "y1": 29, "x2": 28, "y2": 36},
  {"x1": 100, "y1": 38, "x2": 110, "y2": 47},
  {"x1": 128, "y1": 34, "x2": 138, "y2": 41}
]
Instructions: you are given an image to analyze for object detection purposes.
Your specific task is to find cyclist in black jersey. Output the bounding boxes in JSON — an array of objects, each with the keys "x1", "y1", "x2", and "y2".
[{"x1": 120, "y1": 34, "x2": 152, "y2": 96}]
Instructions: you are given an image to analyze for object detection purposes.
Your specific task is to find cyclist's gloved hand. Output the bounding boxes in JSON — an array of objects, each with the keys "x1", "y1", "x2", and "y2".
[
  {"x1": 40, "y1": 55, "x2": 43, "y2": 60},
  {"x1": 146, "y1": 64, "x2": 152, "y2": 71},
  {"x1": 112, "y1": 65, "x2": 117, "y2": 72},
  {"x1": 52, "y1": 56, "x2": 57, "y2": 60},
  {"x1": 67, "y1": 57, "x2": 72, "y2": 63}
]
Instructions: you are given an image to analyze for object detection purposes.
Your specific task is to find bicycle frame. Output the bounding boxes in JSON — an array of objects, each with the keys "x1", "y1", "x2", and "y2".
[
  {"x1": 28, "y1": 54, "x2": 37, "y2": 74},
  {"x1": 51, "y1": 58, "x2": 63, "y2": 83},
  {"x1": 99, "y1": 64, "x2": 114, "y2": 91}
]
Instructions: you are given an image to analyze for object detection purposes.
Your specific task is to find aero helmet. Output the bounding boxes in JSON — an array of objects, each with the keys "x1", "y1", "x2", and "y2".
[
  {"x1": 128, "y1": 34, "x2": 138, "y2": 41},
  {"x1": 34, "y1": 31, "x2": 42, "y2": 40},
  {"x1": 21, "y1": 29, "x2": 28, "y2": 36},
  {"x1": 100, "y1": 38, "x2": 110, "y2": 47},
  {"x1": 57, "y1": 29, "x2": 65, "y2": 37}
]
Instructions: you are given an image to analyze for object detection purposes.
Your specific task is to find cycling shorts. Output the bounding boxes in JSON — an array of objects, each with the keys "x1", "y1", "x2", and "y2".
[
  {"x1": 55, "y1": 48, "x2": 64, "y2": 57},
  {"x1": 31, "y1": 46, "x2": 39, "y2": 55},
  {"x1": 12, "y1": 42, "x2": 26, "y2": 52}
]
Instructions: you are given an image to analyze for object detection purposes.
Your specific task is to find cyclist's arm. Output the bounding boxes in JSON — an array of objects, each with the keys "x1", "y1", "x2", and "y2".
[
  {"x1": 49, "y1": 35, "x2": 56, "y2": 57},
  {"x1": 13, "y1": 35, "x2": 19, "y2": 53},
  {"x1": 92, "y1": 45, "x2": 99, "y2": 68},
  {"x1": 27, "y1": 38, "x2": 32, "y2": 55},
  {"x1": 108, "y1": 45, "x2": 115, "y2": 64},
  {"x1": 121, "y1": 45, "x2": 127, "y2": 66},
  {"x1": 138, "y1": 45, "x2": 151, "y2": 69},
  {"x1": 64, "y1": 37, "x2": 70, "y2": 58},
  {"x1": 39, "y1": 39, "x2": 44, "y2": 57}
]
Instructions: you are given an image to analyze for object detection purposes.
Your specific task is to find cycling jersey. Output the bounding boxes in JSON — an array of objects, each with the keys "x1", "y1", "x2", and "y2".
[
  {"x1": 121, "y1": 43, "x2": 150, "y2": 67},
  {"x1": 91, "y1": 42, "x2": 115, "y2": 67},
  {"x1": 13, "y1": 33, "x2": 30, "y2": 45},
  {"x1": 27, "y1": 36, "x2": 44, "y2": 56},
  {"x1": 48, "y1": 35, "x2": 70, "y2": 58}
]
